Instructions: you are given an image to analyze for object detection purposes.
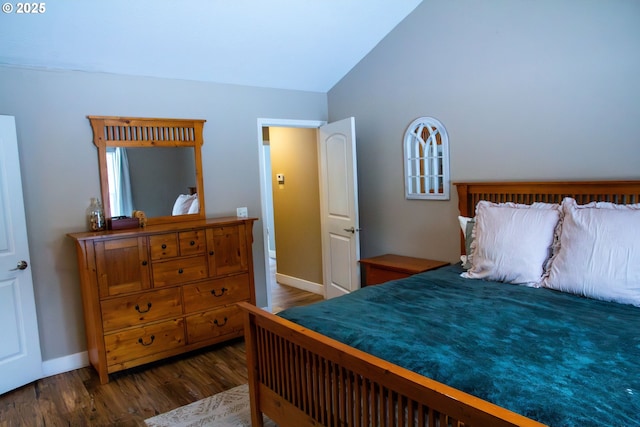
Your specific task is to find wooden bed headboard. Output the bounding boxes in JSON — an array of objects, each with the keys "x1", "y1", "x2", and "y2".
[
  {"x1": 454, "y1": 180, "x2": 640, "y2": 218},
  {"x1": 454, "y1": 180, "x2": 640, "y2": 254}
]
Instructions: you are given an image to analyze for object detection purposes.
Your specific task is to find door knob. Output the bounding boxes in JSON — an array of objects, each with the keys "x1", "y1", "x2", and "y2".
[
  {"x1": 11, "y1": 260, "x2": 28, "y2": 271},
  {"x1": 343, "y1": 227, "x2": 361, "y2": 234}
]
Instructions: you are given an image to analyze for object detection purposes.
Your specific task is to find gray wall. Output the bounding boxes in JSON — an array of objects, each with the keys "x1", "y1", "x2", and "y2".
[
  {"x1": 328, "y1": 0, "x2": 640, "y2": 263},
  {"x1": 0, "y1": 65, "x2": 327, "y2": 361}
]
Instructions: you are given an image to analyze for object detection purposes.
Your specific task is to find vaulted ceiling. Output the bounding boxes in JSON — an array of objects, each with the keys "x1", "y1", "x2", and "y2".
[{"x1": 0, "y1": 1, "x2": 423, "y2": 92}]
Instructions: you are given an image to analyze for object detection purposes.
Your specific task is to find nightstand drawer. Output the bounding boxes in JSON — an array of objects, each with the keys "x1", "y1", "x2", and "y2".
[
  {"x1": 366, "y1": 267, "x2": 411, "y2": 285},
  {"x1": 360, "y1": 254, "x2": 449, "y2": 286}
]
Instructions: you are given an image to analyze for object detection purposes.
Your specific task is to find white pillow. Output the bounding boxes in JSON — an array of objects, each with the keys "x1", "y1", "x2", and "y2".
[
  {"x1": 172, "y1": 194, "x2": 197, "y2": 215},
  {"x1": 187, "y1": 195, "x2": 199, "y2": 214},
  {"x1": 542, "y1": 197, "x2": 640, "y2": 306},
  {"x1": 462, "y1": 201, "x2": 561, "y2": 286}
]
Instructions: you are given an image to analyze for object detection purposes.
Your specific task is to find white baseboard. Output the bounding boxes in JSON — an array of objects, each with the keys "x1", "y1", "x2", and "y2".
[
  {"x1": 276, "y1": 273, "x2": 323, "y2": 295},
  {"x1": 41, "y1": 351, "x2": 89, "y2": 378}
]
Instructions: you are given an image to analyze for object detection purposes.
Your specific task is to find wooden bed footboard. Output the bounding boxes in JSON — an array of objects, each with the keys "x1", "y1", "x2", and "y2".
[{"x1": 239, "y1": 302, "x2": 545, "y2": 427}]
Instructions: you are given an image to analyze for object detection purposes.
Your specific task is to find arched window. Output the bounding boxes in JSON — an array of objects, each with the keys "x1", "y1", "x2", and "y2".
[{"x1": 403, "y1": 117, "x2": 450, "y2": 200}]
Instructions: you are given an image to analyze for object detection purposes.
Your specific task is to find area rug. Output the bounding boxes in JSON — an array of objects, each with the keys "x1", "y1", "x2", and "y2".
[{"x1": 145, "y1": 384, "x2": 277, "y2": 427}]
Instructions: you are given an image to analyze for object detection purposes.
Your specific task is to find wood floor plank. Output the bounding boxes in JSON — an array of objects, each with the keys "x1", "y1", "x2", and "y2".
[{"x1": 0, "y1": 281, "x2": 322, "y2": 426}]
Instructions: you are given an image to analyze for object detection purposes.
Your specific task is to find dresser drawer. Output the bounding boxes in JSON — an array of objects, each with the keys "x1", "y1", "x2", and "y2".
[
  {"x1": 104, "y1": 319, "x2": 185, "y2": 366},
  {"x1": 179, "y1": 230, "x2": 206, "y2": 256},
  {"x1": 152, "y1": 255, "x2": 208, "y2": 287},
  {"x1": 149, "y1": 233, "x2": 179, "y2": 260},
  {"x1": 186, "y1": 305, "x2": 244, "y2": 344},
  {"x1": 183, "y1": 273, "x2": 250, "y2": 313},
  {"x1": 101, "y1": 288, "x2": 182, "y2": 333}
]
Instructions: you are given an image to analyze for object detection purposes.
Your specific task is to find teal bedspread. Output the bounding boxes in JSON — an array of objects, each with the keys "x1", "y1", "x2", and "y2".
[{"x1": 278, "y1": 264, "x2": 640, "y2": 427}]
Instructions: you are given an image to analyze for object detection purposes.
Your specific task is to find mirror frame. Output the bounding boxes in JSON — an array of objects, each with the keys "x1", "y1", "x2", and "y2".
[{"x1": 88, "y1": 115, "x2": 206, "y2": 225}]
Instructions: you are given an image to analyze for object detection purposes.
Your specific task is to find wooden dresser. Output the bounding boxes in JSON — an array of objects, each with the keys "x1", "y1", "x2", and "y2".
[{"x1": 68, "y1": 217, "x2": 256, "y2": 384}]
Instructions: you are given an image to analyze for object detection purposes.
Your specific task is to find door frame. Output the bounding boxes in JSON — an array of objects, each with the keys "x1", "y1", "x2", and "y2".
[{"x1": 256, "y1": 118, "x2": 326, "y2": 311}]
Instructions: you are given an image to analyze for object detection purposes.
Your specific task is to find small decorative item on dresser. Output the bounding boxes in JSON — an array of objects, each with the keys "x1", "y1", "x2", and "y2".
[
  {"x1": 86, "y1": 197, "x2": 105, "y2": 231},
  {"x1": 106, "y1": 216, "x2": 140, "y2": 230},
  {"x1": 132, "y1": 210, "x2": 148, "y2": 227}
]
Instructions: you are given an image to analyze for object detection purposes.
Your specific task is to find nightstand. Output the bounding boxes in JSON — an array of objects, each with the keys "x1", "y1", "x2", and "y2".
[{"x1": 359, "y1": 254, "x2": 449, "y2": 286}]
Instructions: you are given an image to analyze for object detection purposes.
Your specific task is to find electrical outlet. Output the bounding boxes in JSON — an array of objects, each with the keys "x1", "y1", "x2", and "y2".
[{"x1": 236, "y1": 207, "x2": 248, "y2": 218}]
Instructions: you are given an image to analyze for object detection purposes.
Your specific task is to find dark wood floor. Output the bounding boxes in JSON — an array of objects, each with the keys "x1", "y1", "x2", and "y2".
[{"x1": 0, "y1": 281, "x2": 323, "y2": 427}]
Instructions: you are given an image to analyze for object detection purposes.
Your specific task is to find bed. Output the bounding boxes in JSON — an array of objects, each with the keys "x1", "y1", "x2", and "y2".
[{"x1": 238, "y1": 180, "x2": 640, "y2": 427}]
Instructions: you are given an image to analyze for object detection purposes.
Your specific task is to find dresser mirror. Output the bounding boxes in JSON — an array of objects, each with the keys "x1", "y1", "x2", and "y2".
[{"x1": 88, "y1": 116, "x2": 206, "y2": 225}]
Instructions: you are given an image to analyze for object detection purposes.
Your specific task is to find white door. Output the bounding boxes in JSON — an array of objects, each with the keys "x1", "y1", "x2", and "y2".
[
  {"x1": 318, "y1": 117, "x2": 361, "y2": 299},
  {"x1": 0, "y1": 115, "x2": 42, "y2": 394}
]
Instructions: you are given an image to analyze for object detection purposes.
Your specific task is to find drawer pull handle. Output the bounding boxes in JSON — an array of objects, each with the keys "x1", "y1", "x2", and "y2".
[
  {"x1": 178, "y1": 268, "x2": 184, "y2": 274},
  {"x1": 214, "y1": 317, "x2": 228, "y2": 327},
  {"x1": 161, "y1": 244, "x2": 167, "y2": 249},
  {"x1": 137, "y1": 335, "x2": 155, "y2": 346},
  {"x1": 211, "y1": 287, "x2": 228, "y2": 297},
  {"x1": 135, "y1": 302, "x2": 152, "y2": 313},
  {"x1": 141, "y1": 260, "x2": 148, "y2": 266},
  {"x1": 190, "y1": 240, "x2": 195, "y2": 246},
  {"x1": 209, "y1": 251, "x2": 214, "y2": 256}
]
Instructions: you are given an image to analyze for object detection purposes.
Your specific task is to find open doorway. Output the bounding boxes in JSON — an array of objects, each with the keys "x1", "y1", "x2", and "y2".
[
  {"x1": 257, "y1": 117, "x2": 361, "y2": 311},
  {"x1": 258, "y1": 119, "x2": 326, "y2": 311}
]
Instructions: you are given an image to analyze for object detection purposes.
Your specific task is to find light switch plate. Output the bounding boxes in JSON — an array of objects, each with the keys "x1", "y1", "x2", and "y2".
[{"x1": 236, "y1": 207, "x2": 248, "y2": 218}]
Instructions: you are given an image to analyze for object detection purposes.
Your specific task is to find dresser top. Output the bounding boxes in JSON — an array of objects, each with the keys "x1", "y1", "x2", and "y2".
[{"x1": 68, "y1": 216, "x2": 257, "y2": 241}]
